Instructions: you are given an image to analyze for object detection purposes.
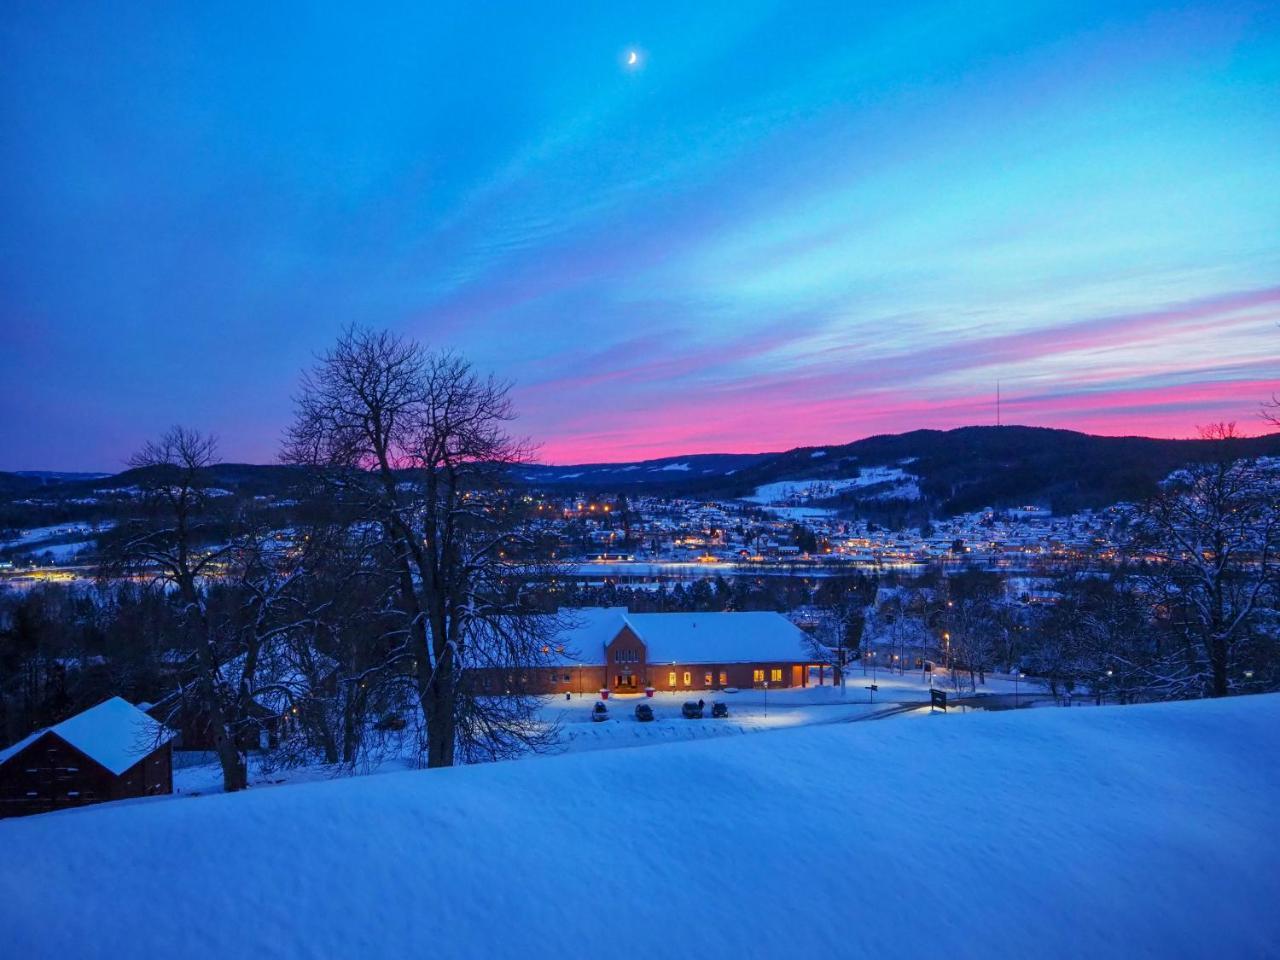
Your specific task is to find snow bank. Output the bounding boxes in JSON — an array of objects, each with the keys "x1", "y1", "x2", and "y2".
[{"x1": 3, "y1": 696, "x2": 1278, "y2": 959}]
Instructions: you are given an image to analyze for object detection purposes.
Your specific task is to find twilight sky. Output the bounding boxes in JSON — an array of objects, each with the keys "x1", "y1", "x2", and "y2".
[{"x1": 2, "y1": 1, "x2": 1278, "y2": 471}]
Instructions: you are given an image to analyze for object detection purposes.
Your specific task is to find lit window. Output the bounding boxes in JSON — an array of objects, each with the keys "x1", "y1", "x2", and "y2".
[
  {"x1": 704, "y1": 672, "x2": 712, "y2": 686},
  {"x1": 668, "y1": 671, "x2": 677, "y2": 686},
  {"x1": 753, "y1": 669, "x2": 765, "y2": 683},
  {"x1": 719, "y1": 671, "x2": 727, "y2": 685},
  {"x1": 771, "y1": 668, "x2": 783, "y2": 683},
  {"x1": 683, "y1": 671, "x2": 692, "y2": 686}
]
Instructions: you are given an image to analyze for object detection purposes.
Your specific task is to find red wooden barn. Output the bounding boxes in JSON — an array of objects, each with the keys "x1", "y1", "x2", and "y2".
[{"x1": 0, "y1": 697, "x2": 174, "y2": 819}]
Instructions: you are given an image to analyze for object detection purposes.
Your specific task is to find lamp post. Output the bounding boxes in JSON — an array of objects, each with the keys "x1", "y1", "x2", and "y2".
[{"x1": 1014, "y1": 669, "x2": 1020, "y2": 710}]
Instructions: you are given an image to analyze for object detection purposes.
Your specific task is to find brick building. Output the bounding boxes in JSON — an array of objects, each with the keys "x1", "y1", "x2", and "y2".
[{"x1": 486, "y1": 608, "x2": 819, "y2": 695}]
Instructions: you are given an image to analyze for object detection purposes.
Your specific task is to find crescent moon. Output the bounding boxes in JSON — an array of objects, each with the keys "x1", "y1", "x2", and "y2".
[{"x1": 627, "y1": 51, "x2": 638, "y2": 66}]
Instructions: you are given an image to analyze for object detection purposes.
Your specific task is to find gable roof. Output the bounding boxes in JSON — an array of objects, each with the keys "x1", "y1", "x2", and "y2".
[
  {"x1": 626, "y1": 612, "x2": 812, "y2": 664},
  {"x1": 553, "y1": 609, "x2": 812, "y2": 665},
  {"x1": 0, "y1": 697, "x2": 173, "y2": 776},
  {"x1": 543, "y1": 607, "x2": 630, "y2": 665}
]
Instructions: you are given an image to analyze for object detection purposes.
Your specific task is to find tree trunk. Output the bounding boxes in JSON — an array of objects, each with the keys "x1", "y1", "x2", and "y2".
[
  {"x1": 1209, "y1": 636, "x2": 1229, "y2": 697},
  {"x1": 213, "y1": 720, "x2": 248, "y2": 791},
  {"x1": 424, "y1": 665, "x2": 455, "y2": 768},
  {"x1": 191, "y1": 615, "x2": 247, "y2": 793}
]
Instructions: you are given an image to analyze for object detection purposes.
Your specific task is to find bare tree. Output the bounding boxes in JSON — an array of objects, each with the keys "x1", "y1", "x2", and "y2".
[
  {"x1": 285, "y1": 327, "x2": 563, "y2": 767},
  {"x1": 102, "y1": 427, "x2": 338, "y2": 790},
  {"x1": 944, "y1": 569, "x2": 1004, "y2": 692},
  {"x1": 1127, "y1": 424, "x2": 1279, "y2": 697},
  {"x1": 1038, "y1": 569, "x2": 1167, "y2": 703},
  {"x1": 101, "y1": 427, "x2": 249, "y2": 790},
  {"x1": 862, "y1": 583, "x2": 935, "y2": 677},
  {"x1": 808, "y1": 575, "x2": 872, "y2": 686}
]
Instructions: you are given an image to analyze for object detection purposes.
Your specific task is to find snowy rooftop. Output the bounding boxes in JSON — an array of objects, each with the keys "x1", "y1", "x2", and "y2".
[
  {"x1": 0, "y1": 696, "x2": 173, "y2": 776},
  {"x1": 627, "y1": 611, "x2": 811, "y2": 664},
  {"x1": 553, "y1": 608, "x2": 812, "y2": 665}
]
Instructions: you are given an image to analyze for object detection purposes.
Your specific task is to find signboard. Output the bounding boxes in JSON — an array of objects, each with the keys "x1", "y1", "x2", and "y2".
[{"x1": 930, "y1": 689, "x2": 948, "y2": 712}]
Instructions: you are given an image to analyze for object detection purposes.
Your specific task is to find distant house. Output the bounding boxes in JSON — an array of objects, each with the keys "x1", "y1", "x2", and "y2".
[
  {"x1": 0, "y1": 697, "x2": 174, "y2": 819},
  {"x1": 483, "y1": 608, "x2": 819, "y2": 695}
]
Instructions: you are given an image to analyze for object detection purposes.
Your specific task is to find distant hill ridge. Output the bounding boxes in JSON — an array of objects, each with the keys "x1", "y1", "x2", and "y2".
[{"x1": 4, "y1": 426, "x2": 1279, "y2": 516}]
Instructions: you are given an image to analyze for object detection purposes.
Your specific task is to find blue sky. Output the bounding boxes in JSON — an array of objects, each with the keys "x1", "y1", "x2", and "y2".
[{"x1": 1, "y1": 1, "x2": 1277, "y2": 469}]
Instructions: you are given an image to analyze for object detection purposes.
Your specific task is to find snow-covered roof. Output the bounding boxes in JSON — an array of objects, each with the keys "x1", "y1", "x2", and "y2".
[
  {"x1": 627, "y1": 612, "x2": 812, "y2": 664},
  {"x1": 0, "y1": 697, "x2": 173, "y2": 776},
  {"x1": 546, "y1": 607, "x2": 631, "y2": 665},
  {"x1": 554, "y1": 608, "x2": 812, "y2": 665}
]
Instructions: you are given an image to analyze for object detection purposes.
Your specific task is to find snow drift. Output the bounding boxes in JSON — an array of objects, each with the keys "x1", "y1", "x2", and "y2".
[{"x1": 3, "y1": 696, "x2": 1278, "y2": 959}]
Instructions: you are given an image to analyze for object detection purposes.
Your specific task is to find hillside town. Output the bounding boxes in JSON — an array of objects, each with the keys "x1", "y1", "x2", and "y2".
[{"x1": 1, "y1": 480, "x2": 1128, "y2": 582}]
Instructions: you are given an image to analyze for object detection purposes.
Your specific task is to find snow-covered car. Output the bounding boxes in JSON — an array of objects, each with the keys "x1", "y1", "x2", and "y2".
[
  {"x1": 634, "y1": 703, "x2": 654, "y2": 722},
  {"x1": 681, "y1": 701, "x2": 703, "y2": 719},
  {"x1": 591, "y1": 702, "x2": 609, "y2": 722},
  {"x1": 711, "y1": 702, "x2": 729, "y2": 718}
]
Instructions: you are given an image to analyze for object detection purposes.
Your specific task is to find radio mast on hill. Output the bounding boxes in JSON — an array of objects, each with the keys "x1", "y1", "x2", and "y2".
[{"x1": 996, "y1": 380, "x2": 1002, "y2": 427}]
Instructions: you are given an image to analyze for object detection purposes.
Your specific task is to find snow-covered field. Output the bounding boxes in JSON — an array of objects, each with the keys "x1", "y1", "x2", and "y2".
[
  {"x1": 165, "y1": 674, "x2": 1001, "y2": 794},
  {"x1": 168, "y1": 673, "x2": 1025, "y2": 794},
  {"x1": 4, "y1": 694, "x2": 1276, "y2": 959},
  {"x1": 542, "y1": 671, "x2": 1022, "y2": 753},
  {"x1": 745, "y1": 466, "x2": 919, "y2": 507},
  {"x1": 0, "y1": 521, "x2": 113, "y2": 559}
]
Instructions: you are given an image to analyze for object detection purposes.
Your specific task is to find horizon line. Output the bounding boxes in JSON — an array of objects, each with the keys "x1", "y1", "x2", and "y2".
[{"x1": 7, "y1": 420, "x2": 1276, "y2": 475}]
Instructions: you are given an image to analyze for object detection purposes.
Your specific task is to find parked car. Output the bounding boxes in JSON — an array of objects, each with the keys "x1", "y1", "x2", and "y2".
[
  {"x1": 634, "y1": 703, "x2": 654, "y2": 722},
  {"x1": 591, "y1": 702, "x2": 609, "y2": 722},
  {"x1": 681, "y1": 701, "x2": 703, "y2": 719},
  {"x1": 711, "y1": 702, "x2": 729, "y2": 718}
]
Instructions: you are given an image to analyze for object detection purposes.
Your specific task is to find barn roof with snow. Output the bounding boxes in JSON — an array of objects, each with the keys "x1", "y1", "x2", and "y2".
[
  {"x1": 0, "y1": 697, "x2": 173, "y2": 776},
  {"x1": 552, "y1": 608, "x2": 811, "y2": 665}
]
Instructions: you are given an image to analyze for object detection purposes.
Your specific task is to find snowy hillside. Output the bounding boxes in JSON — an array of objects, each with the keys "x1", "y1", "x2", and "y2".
[
  {"x1": 745, "y1": 465, "x2": 920, "y2": 506},
  {"x1": 4, "y1": 696, "x2": 1278, "y2": 959}
]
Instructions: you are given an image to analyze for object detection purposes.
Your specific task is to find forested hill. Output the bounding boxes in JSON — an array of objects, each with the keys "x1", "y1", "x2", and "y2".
[
  {"x1": 723, "y1": 426, "x2": 1280, "y2": 514},
  {"x1": 518, "y1": 426, "x2": 1280, "y2": 514},
  {"x1": 4, "y1": 426, "x2": 1279, "y2": 519}
]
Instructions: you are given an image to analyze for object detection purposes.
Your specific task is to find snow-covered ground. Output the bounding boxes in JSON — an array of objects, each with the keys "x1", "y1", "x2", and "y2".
[
  {"x1": 168, "y1": 672, "x2": 1028, "y2": 794},
  {"x1": 5, "y1": 694, "x2": 1276, "y2": 959},
  {"x1": 0, "y1": 521, "x2": 113, "y2": 559},
  {"x1": 745, "y1": 466, "x2": 919, "y2": 508},
  {"x1": 543, "y1": 671, "x2": 1025, "y2": 753},
  {"x1": 24, "y1": 540, "x2": 94, "y2": 561}
]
